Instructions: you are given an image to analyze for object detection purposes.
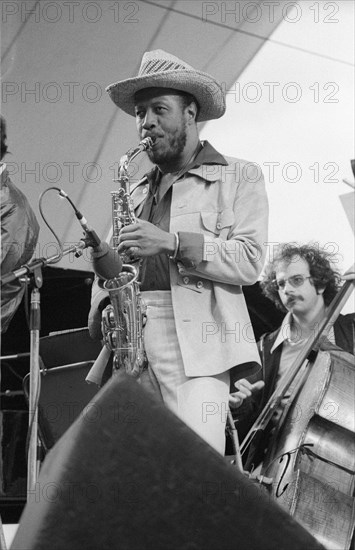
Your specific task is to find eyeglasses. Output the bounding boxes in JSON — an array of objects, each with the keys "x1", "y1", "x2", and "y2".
[{"x1": 273, "y1": 275, "x2": 311, "y2": 290}]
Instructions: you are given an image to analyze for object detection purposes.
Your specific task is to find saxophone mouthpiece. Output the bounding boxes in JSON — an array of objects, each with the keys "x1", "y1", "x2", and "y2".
[{"x1": 140, "y1": 137, "x2": 154, "y2": 151}]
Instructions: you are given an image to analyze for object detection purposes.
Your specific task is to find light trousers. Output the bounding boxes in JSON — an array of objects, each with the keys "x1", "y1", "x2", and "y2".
[{"x1": 140, "y1": 291, "x2": 230, "y2": 455}]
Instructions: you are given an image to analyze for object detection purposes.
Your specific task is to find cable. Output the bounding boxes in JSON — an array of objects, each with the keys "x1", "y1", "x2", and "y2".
[{"x1": 38, "y1": 187, "x2": 66, "y2": 264}]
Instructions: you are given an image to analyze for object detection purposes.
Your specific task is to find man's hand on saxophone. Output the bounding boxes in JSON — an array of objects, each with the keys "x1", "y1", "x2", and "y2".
[{"x1": 117, "y1": 219, "x2": 176, "y2": 259}]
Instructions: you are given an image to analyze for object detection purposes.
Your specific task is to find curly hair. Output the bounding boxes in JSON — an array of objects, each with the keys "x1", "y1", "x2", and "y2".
[{"x1": 260, "y1": 243, "x2": 342, "y2": 311}]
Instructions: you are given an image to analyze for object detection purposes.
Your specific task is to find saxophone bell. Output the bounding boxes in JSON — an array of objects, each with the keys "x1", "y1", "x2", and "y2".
[{"x1": 102, "y1": 264, "x2": 146, "y2": 378}]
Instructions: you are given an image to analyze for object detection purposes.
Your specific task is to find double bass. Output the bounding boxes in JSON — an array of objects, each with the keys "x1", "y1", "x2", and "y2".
[{"x1": 240, "y1": 276, "x2": 355, "y2": 549}]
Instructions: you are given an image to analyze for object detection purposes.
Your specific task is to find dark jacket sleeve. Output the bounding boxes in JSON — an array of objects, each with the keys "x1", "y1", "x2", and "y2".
[{"x1": 333, "y1": 313, "x2": 355, "y2": 355}]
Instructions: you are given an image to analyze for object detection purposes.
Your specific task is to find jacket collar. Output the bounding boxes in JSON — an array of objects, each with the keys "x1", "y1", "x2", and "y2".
[
  {"x1": 193, "y1": 140, "x2": 228, "y2": 166},
  {"x1": 186, "y1": 140, "x2": 228, "y2": 182}
]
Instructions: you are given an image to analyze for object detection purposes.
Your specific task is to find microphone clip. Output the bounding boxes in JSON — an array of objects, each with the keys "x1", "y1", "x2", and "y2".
[{"x1": 81, "y1": 228, "x2": 101, "y2": 249}]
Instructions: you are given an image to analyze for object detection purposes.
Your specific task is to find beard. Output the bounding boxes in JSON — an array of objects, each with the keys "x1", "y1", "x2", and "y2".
[{"x1": 147, "y1": 120, "x2": 187, "y2": 167}]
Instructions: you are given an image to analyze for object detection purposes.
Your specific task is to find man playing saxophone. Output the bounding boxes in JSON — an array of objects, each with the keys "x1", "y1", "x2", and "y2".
[{"x1": 89, "y1": 49, "x2": 268, "y2": 455}]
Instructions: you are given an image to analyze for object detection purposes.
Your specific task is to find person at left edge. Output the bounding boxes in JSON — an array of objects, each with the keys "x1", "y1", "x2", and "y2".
[{"x1": 1, "y1": 115, "x2": 39, "y2": 333}]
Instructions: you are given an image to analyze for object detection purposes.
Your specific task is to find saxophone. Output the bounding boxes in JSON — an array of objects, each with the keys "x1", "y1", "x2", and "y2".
[{"x1": 101, "y1": 137, "x2": 153, "y2": 377}]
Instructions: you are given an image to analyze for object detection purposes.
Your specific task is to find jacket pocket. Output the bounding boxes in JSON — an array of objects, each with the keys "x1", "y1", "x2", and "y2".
[{"x1": 200, "y1": 209, "x2": 234, "y2": 235}]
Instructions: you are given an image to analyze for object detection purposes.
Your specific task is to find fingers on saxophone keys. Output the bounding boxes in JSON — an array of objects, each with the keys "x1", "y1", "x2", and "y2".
[
  {"x1": 117, "y1": 240, "x2": 132, "y2": 253},
  {"x1": 128, "y1": 246, "x2": 140, "y2": 259}
]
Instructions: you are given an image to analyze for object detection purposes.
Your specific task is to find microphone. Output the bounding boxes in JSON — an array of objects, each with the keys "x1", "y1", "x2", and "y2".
[
  {"x1": 82, "y1": 223, "x2": 122, "y2": 280},
  {"x1": 90, "y1": 240, "x2": 123, "y2": 280},
  {"x1": 59, "y1": 190, "x2": 122, "y2": 279}
]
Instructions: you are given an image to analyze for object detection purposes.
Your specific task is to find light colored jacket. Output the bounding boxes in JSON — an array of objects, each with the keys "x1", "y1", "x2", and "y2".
[{"x1": 89, "y1": 153, "x2": 269, "y2": 377}]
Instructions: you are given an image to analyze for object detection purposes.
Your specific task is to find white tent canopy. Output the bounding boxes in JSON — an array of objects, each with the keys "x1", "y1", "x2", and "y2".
[{"x1": 1, "y1": 0, "x2": 286, "y2": 266}]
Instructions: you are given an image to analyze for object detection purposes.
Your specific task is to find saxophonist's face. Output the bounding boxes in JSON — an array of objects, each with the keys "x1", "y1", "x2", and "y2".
[{"x1": 134, "y1": 87, "x2": 191, "y2": 171}]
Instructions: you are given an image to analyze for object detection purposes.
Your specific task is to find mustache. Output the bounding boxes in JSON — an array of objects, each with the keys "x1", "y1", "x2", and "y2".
[{"x1": 286, "y1": 295, "x2": 303, "y2": 306}]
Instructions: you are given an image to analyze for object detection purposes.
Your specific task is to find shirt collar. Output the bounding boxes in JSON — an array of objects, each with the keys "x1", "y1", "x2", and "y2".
[
  {"x1": 140, "y1": 140, "x2": 229, "y2": 188},
  {"x1": 271, "y1": 310, "x2": 335, "y2": 354},
  {"x1": 0, "y1": 162, "x2": 7, "y2": 187},
  {"x1": 271, "y1": 312, "x2": 294, "y2": 353}
]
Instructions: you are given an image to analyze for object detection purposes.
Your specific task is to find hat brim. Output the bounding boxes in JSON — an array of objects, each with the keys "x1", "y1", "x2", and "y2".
[{"x1": 106, "y1": 69, "x2": 226, "y2": 122}]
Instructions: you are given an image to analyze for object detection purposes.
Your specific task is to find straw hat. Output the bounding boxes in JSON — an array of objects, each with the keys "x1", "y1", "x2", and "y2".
[{"x1": 106, "y1": 49, "x2": 226, "y2": 122}]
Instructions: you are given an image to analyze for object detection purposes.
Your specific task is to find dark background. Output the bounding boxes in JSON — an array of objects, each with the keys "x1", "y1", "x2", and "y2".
[{"x1": 0, "y1": 266, "x2": 95, "y2": 522}]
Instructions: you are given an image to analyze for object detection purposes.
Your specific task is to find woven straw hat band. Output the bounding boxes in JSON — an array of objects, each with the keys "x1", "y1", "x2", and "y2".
[{"x1": 140, "y1": 59, "x2": 190, "y2": 76}]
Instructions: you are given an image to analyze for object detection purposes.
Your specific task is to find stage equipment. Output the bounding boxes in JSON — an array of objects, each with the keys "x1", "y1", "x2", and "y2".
[
  {"x1": 11, "y1": 373, "x2": 323, "y2": 550},
  {"x1": 22, "y1": 328, "x2": 100, "y2": 452}
]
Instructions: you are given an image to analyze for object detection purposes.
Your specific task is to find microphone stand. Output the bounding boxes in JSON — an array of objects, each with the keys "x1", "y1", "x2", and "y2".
[
  {"x1": 26, "y1": 269, "x2": 42, "y2": 496},
  {"x1": 1, "y1": 239, "x2": 90, "y2": 497}
]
